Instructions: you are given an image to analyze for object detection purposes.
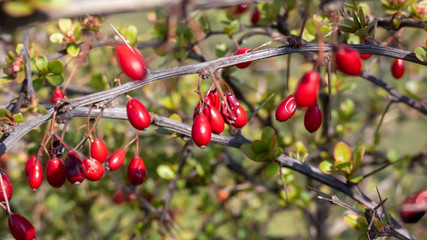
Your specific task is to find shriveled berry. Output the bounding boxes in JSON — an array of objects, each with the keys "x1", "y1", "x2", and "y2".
[
  {"x1": 106, "y1": 148, "x2": 126, "y2": 171},
  {"x1": 126, "y1": 99, "x2": 151, "y2": 131},
  {"x1": 294, "y1": 71, "x2": 320, "y2": 108},
  {"x1": 207, "y1": 89, "x2": 221, "y2": 110},
  {"x1": 8, "y1": 213, "x2": 35, "y2": 240},
  {"x1": 46, "y1": 157, "x2": 66, "y2": 188},
  {"x1": 28, "y1": 162, "x2": 42, "y2": 190},
  {"x1": 51, "y1": 87, "x2": 66, "y2": 104},
  {"x1": 25, "y1": 156, "x2": 36, "y2": 176},
  {"x1": 116, "y1": 44, "x2": 147, "y2": 81},
  {"x1": 234, "y1": 48, "x2": 252, "y2": 69},
  {"x1": 91, "y1": 138, "x2": 108, "y2": 163},
  {"x1": 335, "y1": 45, "x2": 362, "y2": 76},
  {"x1": 83, "y1": 158, "x2": 104, "y2": 181},
  {"x1": 127, "y1": 157, "x2": 146, "y2": 186},
  {"x1": 400, "y1": 189, "x2": 427, "y2": 223},
  {"x1": 192, "y1": 114, "x2": 212, "y2": 148},
  {"x1": 304, "y1": 103, "x2": 322, "y2": 133},
  {"x1": 276, "y1": 95, "x2": 296, "y2": 122},
  {"x1": 0, "y1": 170, "x2": 13, "y2": 201},
  {"x1": 65, "y1": 152, "x2": 85, "y2": 185},
  {"x1": 391, "y1": 59, "x2": 405, "y2": 79}
]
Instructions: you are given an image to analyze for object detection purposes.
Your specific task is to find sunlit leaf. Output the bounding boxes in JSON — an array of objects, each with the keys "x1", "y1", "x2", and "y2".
[
  {"x1": 414, "y1": 46, "x2": 427, "y2": 63},
  {"x1": 48, "y1": 60, "x2": 64, "y2": 74},
  {"x1": 265, "y1": 162, "x2": 279, "y2": 177},
  {"x1": 319, "y1": 160, "x2": 334, "y2": 174},
  {"x1": 58, "y1": 18, "x2": 72, "y2": 33},
  {"x1": 35, "y1": 56, "x2": 48, "y2": 75},
  {"x1": 67, "y1": 44, "x2": 79, "y2": 57},
  {"x1": 157, "y1": 164, "x2": 175, "y2": 180},
  {"x1": 344, "y1": 214, "x2": 368, "y2": 232},
  {"x1": 334, "y1": 141, "x2": 352, "y2": 168},
  {"x1": 46, "y1": 74, "x2": 64, "y2": 86},
  {"x1": 50, "y1": 33, "x2": 64, "y2": 43},
  {"x1": 12, "y1": 113, "x2": 24, "y2": 124}
]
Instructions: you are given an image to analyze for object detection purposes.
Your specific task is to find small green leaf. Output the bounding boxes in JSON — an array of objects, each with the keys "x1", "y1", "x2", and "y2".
[
  {"x1": 319, "y1": 160, "x2": 334, "y2": 174},
  {"x1": 344, "y1": 214, "x2": 368, "y2": 232},
  {"x1": 334, "y1": 141, "x2": 352, "y2": 168},
  {"x1": 50, "y1": 33, "x2": 65, "y2": 43},
  {"x1": 352, "y1": 144, "x2": 365, "y2": 173},
  {"x1": 66, "y1": 44, "x2": 79, "y2": 57},
  {"x1": 3, "y1": 1, "x2": 34, "y2": 17},
  {"x1": 157, "y1": 164, "x2": 175, "y2": 180},
  {"x1": 352, "y1": 10, "x2": 361, "y2": 29},
  {"x1": 265, "y1": 162, "x2": 279, "y2": 177},
  {"x1": 35, "y1": 56, "x2": 48, "y2": 75},
  {"x1": 169, "y1": 113, "x2": 182, "y2": 123},
  {"x1": 272, "y1": 147, "x2": 282, "y2": 159},
  {"x1": 47, "y1": 60, "x2": 64, "y2": 74},
  {"x1": 12, "y1": 113, "x2": 24, "y2": 124},
  {"x1": 348, "y1": 175, "x2": 363, "y2": 183},
  {"x1": 58, "y1": 18, "x2": 72, "y2": 33},
  {"x1": 252, "y1": 140, "x2": 270, "y2": 154},
  {"x1": 414, "y1": 46, "x2": 427, "y2": 63},
  {"x1": 0, "y1": 77, "x2": 14, "y2": 83},
  {"x1": 229, "y1": 20, "x2": 240, "y2": 33},
  {"x1": 339, "y1": 19, "x2": 358, "y2": 33},
  {"x1": 261, "y1": 127, "x2": 276, "y2": 149},
  {"x1": 335, "y1": 162, "x2": 352, "y2": 175},
  {"x1": 358, "y1": 7, "x2": 365, "y2": 27},
  {"x1": 241, "y1": 144, "x2": 257, "y2": 161},
  {"x1": 32, "y1": 77, "x2": 44, "y2": 91},
  {"x1": 15, "y1": 44, "x2": 24, "y2": 54},
  {"x1": 255, "y1": 152, "x2": 270, "y2": 162},
  {"x1": 46, "y1": 74, "x2": 64, "y2": 86},
  {"x1": 0, "y1": 109, "x2": 13, "y2": 118},
  {"x1": 16, "y1": 70, "x2": 26, "y2": 84}
]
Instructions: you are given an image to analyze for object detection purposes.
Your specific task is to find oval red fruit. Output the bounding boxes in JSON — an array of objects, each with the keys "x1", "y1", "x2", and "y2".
[
  {"x1": 0, "y1": 171, "x2": 13, "y2": 201},
  {"x1": 51, "y1": 87, "x2": 66, "y2": 104},
  {"x1": 235, "y1": 48, "x2": 252, "y2": 69},
  {"x1": 232, "y1": 105, "x2": 247, "y2": 128},
  {"x1": 335, "y1": 45, "x2": 362, "y2": 76},
  {"x1": 276, "y1": 95, "x2": 296, "y2": 122},
  {"x1": 25, "y1": 156, "x2": 36, "y2": 176},
  {"x1": 8, "y1": 213, "x2": 35, "y2": 240},
  {"x1": 91, "y1": 138, "x2": 108, "y2": 163},
  {"x1": 391, "y1": 59, "x2": 405, "y2": 79},
  {"x1": 83, "y1": 158, "x2": 105, "y2": 181},
  {"x1": 294, "y1": 71, "x2": 320, "y2": 108},
  {"x1": 234, "y1": 3, "x2": 249, "y2": 14},
  {"x1": 127, "y1": 157, "x2": 146, "y2": 186},
  {"x1": 46, "y1": 157, "x2": 66, "y2": 188},
  {"x1": 126, "y1": 99, "x2": 151, "y2": 131},
  {"x1": 203, "y1": 105, "x2": 225, "y2": 134},
  {"x1": 400, "y1": 189, "x2": 427, "y2": 223},
  {"x1": 65, "y1": 152, "x2": 85, "y2": 185},
  {"x1": 116, "y1": 44, "x2": 147, "y2": 81},
  {"x1": 251, "y1": 9, "x2": 260, "y2": 25},
  {"x1": 360, "y1": 54, "x2": 372, "y2": 60},
  {"x1": 304, "y1": 103, "x2": 322, "y2": 133},
  {"x1": 192, "y1": 114, "x2": 212, "y2": 148},
  {"x1": 106, "y1": 148, "x2": 126, "y2": 171},
  {"x1": 28, "y1": 162, "x2": 42, "y2": 190}
]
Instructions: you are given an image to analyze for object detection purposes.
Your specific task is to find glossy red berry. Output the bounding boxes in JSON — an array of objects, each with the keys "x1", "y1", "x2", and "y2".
[
  {"x1": 46, "y1": 157, "x2": 66, "y2": 188},
  {"x1": 0, "y1": 170, "x2": 13, "y2": 201},
  {"x1": 251, "y1": 9, "x2": 260, "y2": 25},
  {"x1": 335, "y1": 45, "x2": 362, "y2": 76},
  {"x1": 65, "y1": 152, "x2": 85, "y2": 185},
  {"x1": 192, "y1": 114, "x2": 212, "y2": 148},
  {"x1": 391, "y1": 59, "x2": 405, "y2": 79},
  {"x1": 106, "y1": 148, "x2": 126, "y2": 171},
  {"x1": 127, "y1": 157, "x2": 146, "y2": 186},
  {"x1": 203, "y1": 104, "x2": 225, "y2": 134},
  {"x1": 8, "y1": 213, "x2": 35, "y2": 240},
  {"x1": 276, "y1": 95, "x2": 296, "y2": 122},
  {"x1": 207, "y1": 89, "x2": 221, "y2": 110},
  {"x1": 235, "y1": 48, "x2": 252, "y2": 69},
  {"x1": 231, "y1": 105, "x2": 247, "y2": 128},
  {"x1": 116, "y1": 44, "x2": 147, "y2": 81},
  {"x1": 25, "y1": 156, "x2": 36, "y2": 176},
  {"x1": 91, "y1": 138, "x2": 108, "y2": 163},
  {"x1": 83, "y1": 158, "x2": 105, "y2": 181},
  {"x1": 294, "y1": 71, "x2": 320, "y2": 108},
  {"x1": 126, "y1": 99, "x2": 151, "y2": 130},
  {"x1": 400, "y1": 189, "x2": 427, "y2": 223},
  {"x1": 360, "y1": 54, "x2": 372, "y2": 60},
  {"x1": 304, "y1": 103, "x2": 323, "y2": 133},
  {"x1": 28, "y1": 161, "x2": 42, "y2": 190},
  {"x1": 234, "y1": 3, "x2": 249, "y2": 14},
  {"x1": 50, "y1": 87, "x2": 66, "y2": 104}
]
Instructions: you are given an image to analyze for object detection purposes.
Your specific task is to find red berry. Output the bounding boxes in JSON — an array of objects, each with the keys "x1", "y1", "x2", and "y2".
[
  {"x1": 83, "y1": 158, "x2": 105, "y2": 181},
  {"x1": 218, "y1": 189, "x2": 229, "y2": 202},
  {"x1": 294, "y1": 71, "x2": 320, "y2": 108},
  {"x1": 46, "y1": 157, "x2": 66, "y2": 188},
  {"x1": 251, "y1": 9, "x2": 260, "y2": 25},
  {"x1": 304, "y1": 103, "x2": 322, "y2": 133},
  {"x1": 235, "y1": 48, "x2": 252, "y2": 69},
  {"x1": 391, "y1": 58, "x2": 405, "y2": 79},
  {"x1": 231, "y1": 105, "x2": 247, "y2": 128},
  {"x1": 203, "y1": 104, "x2": 225, "y2": 134},
  {"x1": 207, "y1": 89, "x2": 221, "y2": 110},
  {"x1": 360, "y1": 54, "x2": 372, "y2": 60},
  {"x1": 106, "y1": 148, "x2": 126, "y2": 171},
  {"x1": 50, "y1": 87, "x2": 66, "y2": 104},
  {"x1": 0, "y1": 170, "x2": 13, "y2": 201},
  {"x1": 276, "y1": 95, "x2": 296, "y2": 122},
  {"x1": 192, "y1": 114, "x2": 212, "y2": 148},
  {"x1": 127, "y1": 157, "x2": 146, "y2": 186},
  {"x1": 8, "y1": 213, "x2": 35, "y2": 240},
  {"x1": 234, "y1": 3, "x2": 249, "y2": 14},
  {"x1": 28, "y1": 161, "x2": 42, "y2": 190},
  {"x1": 116, "y1": 44, "x2": 147, "y2": 81},
  {"x1": 113, "y1": 189, "x2": 133, "y2": 204},
  {"x1": 25, "y1": 156, "x2": 36, "y2": 176},
  {"x1": 335, "y1": 45, "x2": 362, "y2": 76},
  {"x1": 126, "y1": 99, "x2": 151, "y2": 131},
  {"x1": 91, "y1": 138, "x2": 108, "y2": 163},
  {"x1": 65, "y1": 152, "x2": 85, "y2": 185},
  {"x1": 400, "y1": 189, "x2": 427, "y2": 223}
]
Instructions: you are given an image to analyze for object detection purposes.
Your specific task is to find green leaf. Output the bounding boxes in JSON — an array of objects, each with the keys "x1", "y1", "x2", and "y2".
[
  {"x1": 255, "y1": 152, "x2": 270, "y2": 162},
  {"x1": 0, "y1": 109, "x2": 13, "y2": 119},
  {"x1": 16, "y1": 70, "x2": 26, "y2": 84},
  {"x1": 348, "y1": 175, "x2": 363, "y2": 183},
  {"x1": 352, "y1": 10, "x2": 361, "y2": 29},
  {"x1": 334, "y1": 141, "x2": 352, "y2": 168},
  {"x1": 0, "y1": 77, "x2": 14, "y2": 83},
  {"x1": 58, "y1": 18, "x2": 72, "y2": 33},
  {"x1": 50, "y1": 33, "x2": 64, "y2": 43},
  {"x1": 37, "y1": 105, "x2": 48, "y2": 114},
  {"x1": 32, "y1": 77, "x2": 44, "y2": 91},
  {"x1": 169, "y1": 113, "x2": 182, "y2": 123},
  {"x1": 46, "y1": 74, "x2": 64, "y2": 86},
  {"x1": 241, "y1": 144, "x2": 257, "y2": 160},
  {"x1": 414, "y1": 46, "x2": 427, "y2": 63},
  {"x1": 35, "y1": 55, "x2": 48, "y2": 75},
  {"x1": 12, "y1": 113, "x2": 24, "y2": 124},
  {"x1": 339, "y1": 19, "x2": 358, "y2": 33},
  {"x1": 229, "y1": 20, "x2": 240, "y2": 33},
  {"x1": 15, "y1": 44, "x2": 24, "y2": 54},
  {"x1": 319, "y1": 160, "x2": 334, "y2": 174},
  {"x1": 344, "y1": 214, "x2": 368, "y2": 232},
  {"x1": 157, "y1": 164, "x2": 175, "y2": 180},
  {"x1": 67, "y1": 44, "x2": 79, "y2": 57},
  {"x1": 261, "y1": 126, "x2": 276, "y2": 149},
  {"x1": 352, "y1": 144, "x2": 365, "y2": 173},
  {"x1": 335, "y1": 162, "x2": 352, "y2": 175},
  {"x1": 3, "y1": 1, "x2": 34, "y2": 17},
  {"x1": 47, "y1": 60, "x2": 64, "y2": 74},
  {"x1": 358, "y1": 7, "x2": 365, "y2": 27},
  {"x1": 272, "y1": 147, "x2": 282, "y2": 159},
  {"x1": 252, "y1": 140, "x2": 270, "y2": 154},
  {"x1": 265, "y1": 162, "x2": 279, "y2": 177}
]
